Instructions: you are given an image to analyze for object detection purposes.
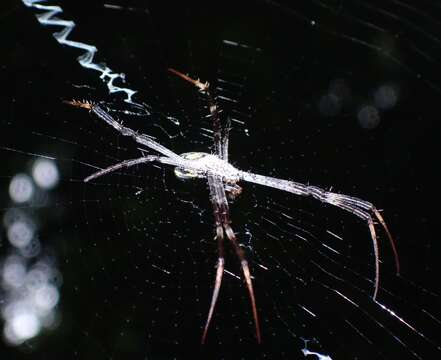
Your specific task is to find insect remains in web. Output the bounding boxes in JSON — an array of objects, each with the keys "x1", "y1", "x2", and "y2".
[{"x1": 66, "y1": 68, "x2": 400, "y2": 344}]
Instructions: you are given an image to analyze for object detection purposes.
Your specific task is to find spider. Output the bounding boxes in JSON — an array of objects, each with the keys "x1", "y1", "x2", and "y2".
[{"x1": 66, "y1": 68, "x2": 400, "y2": 344}]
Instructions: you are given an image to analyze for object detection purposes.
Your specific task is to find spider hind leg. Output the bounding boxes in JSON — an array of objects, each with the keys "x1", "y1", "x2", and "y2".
[
  {"x1": 224, "y1": 223, "x2": 261, "y2": 343},
  {"x1": 201, "y1": 255, "x2": 225, "y2": 345}
]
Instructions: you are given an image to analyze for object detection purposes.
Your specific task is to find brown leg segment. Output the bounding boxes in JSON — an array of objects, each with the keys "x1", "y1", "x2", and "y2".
[
  {"x1": 373, "y1": 209, "x2": 400, "y2": 275},
  {"x1": 224, "y1": 222, "x2": 261, "y2": 343},
  {"x1": 201, "y1": 255, "x2": 225, "y2": 344}
]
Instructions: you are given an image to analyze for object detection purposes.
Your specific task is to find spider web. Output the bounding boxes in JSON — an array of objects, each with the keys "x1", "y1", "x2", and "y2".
[{"x1": 1, "y1": 0, "x2": 440, "y2": 358}]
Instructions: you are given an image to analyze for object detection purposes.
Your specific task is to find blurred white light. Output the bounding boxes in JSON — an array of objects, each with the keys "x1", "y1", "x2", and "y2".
[
  {"x1": 1, "y1": 257, "x2": 61, "y2": 346},
  {"x1": 2, "y1": 256, "x2": 26, "y2": 289},
  {"x1": 20, "y1": 238, "x2": 42, "y2": 258},
  {"x1": 7, "y1": 221, "x2": 35, "y2": 249},
  {"x1": 33, "y1": 284, "x2": 59, "y2": 312},
  {"x1": 357, "y1": 105, "x2": 381, "y2": 129},
  {"x1": 9, "y1": 174, "x2": 34, "y2": 203},
  {"x1": 374, "y1": 84, "x2": 399, "y2": 110},
  {"x1": 25, "y1": 268, "x2": 50, "y2": 291},
  {"x1": 40, "y1": 310, "x2": 58, "y2": 329},
  {"x1": 5, "y1": 312, "x2": 41, "y2": 344},
  {"x1": 32, "y1": 159, "x2": 59, "y2": 190}
]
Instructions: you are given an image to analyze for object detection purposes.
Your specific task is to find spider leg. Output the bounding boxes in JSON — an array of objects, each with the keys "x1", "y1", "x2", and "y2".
[
  {"x1": 201, "y1": 225, "x2": 225, "y2": 345},
  {"x1": 241, "y1": 172, "x2": 399, "y2": 299},
  {"x1": 66, "y1": 100, "x2": 181, "y2": 160},
  {"x1": 207, "y1": 174, "x2": 261, "y2": 343},
  {"x1": 210, "y1": 98, "x2": 223, "y2": 159},
  {"x1": 168, "y1": 68, "x2": 209, "y2": 92},
  {"x1": 168, "y1": 69, "x2": 228, "y2": 160},
  {"x1": 84, "y1": 155, "x2": 180, "y2": 182},
  {"x1": 331, "y1": 201, "x2": 381, "y2": 299},
  {"x1": 221, "y1": 116, "x2": 231, "y2": 162},
  {"x1": 324, "y1": 193, "x2": 400, "y2": 275},
  {"x1": 373, "y1": 209, "x2": 400, "y2": 275},
  {"x1": 201, "y1": 175, "x2": 227, "y2": 344},
  {"x1": 223, "y1": 222, "x2": 261, "y2": 343}
]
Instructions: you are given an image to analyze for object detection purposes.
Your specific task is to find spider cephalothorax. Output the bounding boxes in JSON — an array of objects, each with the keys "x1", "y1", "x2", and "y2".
[
  {"x1": 175, "y1": 152, "x2": 243, "y2": 199},
  {"x1": 174, "y1": 152, "x2": 241, "y2": 182}
]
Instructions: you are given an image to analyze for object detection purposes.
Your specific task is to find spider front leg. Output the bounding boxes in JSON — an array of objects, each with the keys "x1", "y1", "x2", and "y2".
[
  {"x1": 83, "y1": 155, "x2": 183, "y2": 183},
  {"x1": 168, "y1": 68, "x2": 229, "y2": 161}
]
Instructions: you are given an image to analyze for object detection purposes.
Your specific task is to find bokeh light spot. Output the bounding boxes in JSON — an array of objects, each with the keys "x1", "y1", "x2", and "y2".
[
  {"x1": 357, "y1": 105, "x2": 381, "y2": 129},
  {"x1": 374, "y1": 84, "x2": 399, "y2": 110},
  {"x1": 32, "y1": 159, "x2": 59, "y2": 190},
  {"x1": 7, "y1": 221, "x2": 35, "y2": 249},
  {"x1": 9, "y1": 174, "x2": 34, "y2": 203}
]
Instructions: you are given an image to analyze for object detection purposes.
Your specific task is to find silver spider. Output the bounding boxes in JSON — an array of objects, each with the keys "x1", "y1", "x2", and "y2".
[{"x1": 66, "y1": 68, "x2": 399, "y2": 344}]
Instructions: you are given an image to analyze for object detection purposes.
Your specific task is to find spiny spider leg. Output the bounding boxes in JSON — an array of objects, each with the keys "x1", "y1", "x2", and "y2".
[
  {"x1": 335, "y1": 202, "x2": 380, "y2": 298},
  {"x1": 221, "y1": 116, "x2": 231, "y2": 162},
  {"x1": 241, "y1": 172, "x2": 399, "y2": 299},
  {"x1": 209, "y1": 174, "x2": 261, "y2": 343},
  {"x1": 84, "y1": 155, "x2": 161, "y2": 182},
  {"x1": 172, "y1": 69, "x2": 258, "y2": 341},
  {"x1": 65, "y1": 100, "x2": 181, "y2": 160},
  {"x1": 169, "y1": 68, "x2": 240, "y2": 201},
  {"x1": 82, "y1": 154, "x2": 188, "y2": 183},
  {"x1": 373, "y1": 209, "x2": 400, "y2": 275},
  {"x1": 168, "y1": 68, "x2": 228, "y2": 161},
  {"x1": 201, "y1": 256, "x2": 225, "y2": 345},
  {"x1": 202, "y1": 175, "x2": 226, "y2": 345},
  {"x1": 168, "y1": 68, "x2": 209, "y2": 92},
  {"x1": 223, "y1": 222, "x2": 261, "y2": 343}
]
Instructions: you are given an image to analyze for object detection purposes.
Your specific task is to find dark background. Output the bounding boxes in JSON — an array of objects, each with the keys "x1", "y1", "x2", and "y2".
[{"x1": 1, "y1": 0, "x2": 440, "y2": 359}]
